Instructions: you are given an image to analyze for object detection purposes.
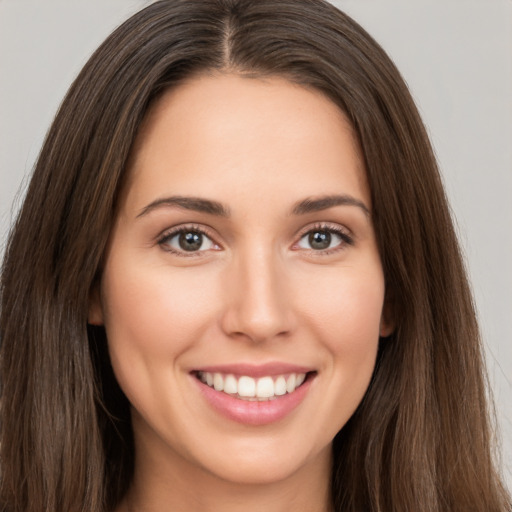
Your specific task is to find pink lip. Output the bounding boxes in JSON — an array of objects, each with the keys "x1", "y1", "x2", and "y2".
[
  {"x1": 191, "y1": 369, "x2": 315, "y2": 426},
  {"x1": 192, "y1": 362, "x2": 313, "y2": 378}
]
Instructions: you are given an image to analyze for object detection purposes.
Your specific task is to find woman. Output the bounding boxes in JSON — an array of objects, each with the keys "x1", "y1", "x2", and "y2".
[{"x1": 0, "y1": 0, "x2": 509, "y2": 511}]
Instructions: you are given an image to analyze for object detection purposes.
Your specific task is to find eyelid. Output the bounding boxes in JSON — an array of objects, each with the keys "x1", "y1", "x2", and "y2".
[
  {"x1": 156, "y1": 223, "x2": 222, "y2": 257},
  {"x1": 155, "y1": 221, "x2": 353, "y2": 257},
  {"x1": 292, "y1": 222, "x2": 354, "y2": 253}
]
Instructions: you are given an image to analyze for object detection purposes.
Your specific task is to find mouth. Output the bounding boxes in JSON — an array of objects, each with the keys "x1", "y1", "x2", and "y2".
[
  {"x1": 191, "y1": 364, "x2": 316, "y2": 425},
  {"x1": 194, "y1": 371, "x2": 312, "y2": 401}
]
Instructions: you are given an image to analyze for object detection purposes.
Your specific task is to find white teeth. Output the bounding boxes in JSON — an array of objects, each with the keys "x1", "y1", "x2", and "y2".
[
  {"x1": 274, "y1": 376, "x2": 287, "y2": 396},
  {"x1": 197, "y1": 371, "x2": 308, "y2": 400},
  {"x1": 238, "y1": 376, "x2": 256, "y2": 397},
  {"x1": 256, "y1": 376, "x2": 274, "y2": 398},
  {"x1": 295, "y1": 373, "x2": 306, "y2": 387},
  {"x1": 213, "y1": 373, "x2": 224, "y2": 391},
  {"x1": 224, "y1": 374, "x2": 238, "y2": 394},
  {"x1": 286, "y1": 374, "x2": 296, "y2": 393}
]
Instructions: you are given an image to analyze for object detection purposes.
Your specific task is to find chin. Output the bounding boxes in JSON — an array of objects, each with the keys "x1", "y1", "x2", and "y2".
[{"x1": 181, "y1": 430, "x2": 332, "y2": 487}]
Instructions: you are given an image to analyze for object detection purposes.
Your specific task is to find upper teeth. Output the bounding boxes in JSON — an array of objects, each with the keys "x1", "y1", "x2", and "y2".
[{"x1": 197, "y1": 372, "x2": 307, "y2": 400}]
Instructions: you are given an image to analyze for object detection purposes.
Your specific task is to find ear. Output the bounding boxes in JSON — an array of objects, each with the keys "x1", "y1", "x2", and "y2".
[
  {"x1": 379, "y1": 293, "x2": 395, "y2": 338},
  {"x1": 88, "y1": 283, "x2": 104, "y2": 326}
]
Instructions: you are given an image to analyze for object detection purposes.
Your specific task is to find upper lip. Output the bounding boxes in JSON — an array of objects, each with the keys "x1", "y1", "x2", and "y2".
[{"x1": 191, "y1": 362, "x2": 314, "y2": 378}]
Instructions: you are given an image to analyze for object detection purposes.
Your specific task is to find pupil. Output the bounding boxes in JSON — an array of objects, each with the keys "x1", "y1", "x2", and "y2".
[
  {"x1": 309, "y1": 231, "x2": 331, "y2": 250},
  {"x1": 179, "y1": 232, "x2": 203, "y2": 251}
]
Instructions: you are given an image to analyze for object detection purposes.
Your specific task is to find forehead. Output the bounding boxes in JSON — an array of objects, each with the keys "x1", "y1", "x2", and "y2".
[{"x1": 123, "y1": 73, "x2": 369, "y2": 214}]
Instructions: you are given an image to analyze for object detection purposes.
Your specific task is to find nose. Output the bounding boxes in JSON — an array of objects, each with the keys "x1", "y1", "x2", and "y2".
[{"x1": 220, "y1": 247, "x2": 295, "y2": 343}]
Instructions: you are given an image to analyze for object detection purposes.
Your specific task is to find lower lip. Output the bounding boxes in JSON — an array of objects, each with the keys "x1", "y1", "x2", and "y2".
[{"x1": 193, "y1": 374, "x2": 313, "y2": 426}]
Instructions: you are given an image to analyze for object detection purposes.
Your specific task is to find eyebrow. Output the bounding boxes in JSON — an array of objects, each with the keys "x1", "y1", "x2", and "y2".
[
  {"x1": 136, "y1": 196, "x2": 230, "y2": 218},
  {"x1": 136, "y1": 193, "x2": 369, "y2": 219},
  {"x1": 292, "y1": 194, "x2": 370, "y2": 217}
]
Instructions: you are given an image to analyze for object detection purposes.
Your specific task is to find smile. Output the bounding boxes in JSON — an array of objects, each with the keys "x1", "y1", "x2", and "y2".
[
  {"x1": 192, "y1": 365, "x2": 316, "y2": 425},
  {"x1": 196, "y1": 371, "x2": 307, "y2": 401}
]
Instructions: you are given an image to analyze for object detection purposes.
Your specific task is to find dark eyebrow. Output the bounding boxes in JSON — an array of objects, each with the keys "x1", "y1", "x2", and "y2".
[
  {"x1": 136, "y1": 196, "x2": 230, "y2": 218},
  {"x1": 292, "y1": 194, "x2": 370, "y2": 217}
]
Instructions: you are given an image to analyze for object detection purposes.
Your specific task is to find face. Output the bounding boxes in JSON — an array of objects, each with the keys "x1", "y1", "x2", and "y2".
[{"x1": 90, "y1": 74, "x2": 391, "y2": 487}]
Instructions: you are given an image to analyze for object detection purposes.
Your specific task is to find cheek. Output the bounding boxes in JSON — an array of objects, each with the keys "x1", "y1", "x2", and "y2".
[
  {"x1": 298, "y1": 265, "x2": 385, "y2": 348},
  {"x1": 100, "y1": 257, "x2": 220, "y2": 386},
  {"x1": 297, "y1": 264, "x2": 384, "y2": 397}
]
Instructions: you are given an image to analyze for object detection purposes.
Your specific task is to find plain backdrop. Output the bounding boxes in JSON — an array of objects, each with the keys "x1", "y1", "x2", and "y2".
[{"x1": 0, "y1": 0, "x2": 511, "y2": 490}]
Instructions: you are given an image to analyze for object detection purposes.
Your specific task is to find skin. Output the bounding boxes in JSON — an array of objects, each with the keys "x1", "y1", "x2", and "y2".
[{"x1": 90, "y1": 74, "x2": 392, "y2": 512}]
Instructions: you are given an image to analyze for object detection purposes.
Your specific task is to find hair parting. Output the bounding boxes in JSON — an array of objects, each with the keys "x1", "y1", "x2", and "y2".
[{"x1": 0, "y1": 1, "x2": 510, "y2": 511}]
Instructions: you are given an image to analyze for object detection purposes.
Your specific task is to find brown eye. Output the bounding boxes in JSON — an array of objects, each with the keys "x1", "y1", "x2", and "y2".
[
  {"x1": 179, "y1": 231, "x2": 204, "y2": 251},
  {"x1": 160, "y1": 229, "x2": 216, "y2": 254},
  {"x1": 297, "y1": 226, "x2": 352, "y2": 252},
  {"x1": 308, "y1": 231, "x2": 331, "y2": 250}
]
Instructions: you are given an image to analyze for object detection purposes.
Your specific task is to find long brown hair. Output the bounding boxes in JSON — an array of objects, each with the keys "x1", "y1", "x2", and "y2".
[{"x1": 1, "y1": 1, "x2": 509, "y2": 510}]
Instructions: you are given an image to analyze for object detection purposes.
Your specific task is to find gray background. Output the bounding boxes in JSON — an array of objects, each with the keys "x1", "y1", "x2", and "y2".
[{"x1": 0, "y1": 0, "x2": 510, "y2": 489}]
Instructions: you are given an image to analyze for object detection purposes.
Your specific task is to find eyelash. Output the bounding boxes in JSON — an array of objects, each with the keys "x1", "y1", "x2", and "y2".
[
  {"x1": 294, "y1": 223, "x2": 354, "y2": 255},
  {"x1": 156, "y1": 223, "x2": 354, "y2": 257},
  {"x1": 157, "y1": 224, "x2": 218, "y2": 258}
]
